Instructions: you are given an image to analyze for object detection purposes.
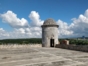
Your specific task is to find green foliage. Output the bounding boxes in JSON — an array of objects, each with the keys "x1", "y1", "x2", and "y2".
[
  {"x1": 69, "y1": 39, "x2": 88, "y2": 45},
  {"x1": 0, "y1": 38, "x2": 42, "y2": 45},
  {"x1": 59, "y1": 39, "x2": 88, "y2": 45},
  {"x1": 0, "y1": 38, "x2": 88, "y2": 45}
]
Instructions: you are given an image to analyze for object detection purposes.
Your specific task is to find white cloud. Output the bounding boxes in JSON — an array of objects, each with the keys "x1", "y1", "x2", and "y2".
[
  {"x1": 58, "y1": 9, "x2": 88, "y2": 38},
  {"x1": 69, "y1": 11, "x2": 88, "y2": 37},
  {"x1": 0, "y1": 11, "x2": 43, "y2": 39},
  {"x1": 14, "y1": 28, "x2": 25, "y2": 34},
  {"x1": 57, "y1": 20, "x2": 73, "y2": 38},
  {"x1": 0, "y1": 10, "x2": 29, "y2": 28},
  {"x1": 9, "y1": 27, "x2": 41, "y2": 38},
  {"x1": 0, "y1": 28, "x2": 9, "y2": 39},
  {"x1": 84, "y1": 9, "x2": 88, "y2": 17},
  {"x1": 1, "y1": 9, "x2": 88, "y2": 39},
  {"x1": 0, "y1": 28, "x2": 5, "y2": 32},
  {"x1": 29, "y1": 11, "x2": 44, "y2": 27}
]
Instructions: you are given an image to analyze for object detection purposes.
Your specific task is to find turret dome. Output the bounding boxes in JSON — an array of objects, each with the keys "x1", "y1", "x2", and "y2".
[{"x1": 43, "y1": 18, "x2": 57, "y2": 25}]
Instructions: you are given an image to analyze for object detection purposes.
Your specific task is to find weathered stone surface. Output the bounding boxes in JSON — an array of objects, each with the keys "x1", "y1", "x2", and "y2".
[
  {"x1": 41, "y1": 18, "x2": 59, "y2": 47},
  {"x1": 56, "y1": 44, "x2": 88, "y2": 52},
  {"x1": 0, "y1": 47, "x2": 88, "y2": 66}
]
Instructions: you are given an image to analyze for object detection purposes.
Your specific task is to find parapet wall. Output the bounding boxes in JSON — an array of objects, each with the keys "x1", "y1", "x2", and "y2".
[
  {"x1": 0, "y1": 44, "x2": 42, "y2": 49},
  {"x1": 55, "y1": 44, "x2": 88, "y2": 52}
]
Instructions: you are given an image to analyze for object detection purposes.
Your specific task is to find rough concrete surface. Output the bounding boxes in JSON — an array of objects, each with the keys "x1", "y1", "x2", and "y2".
[{"x1": 0, "y1": 47, "x2": 88, "y2": 66}]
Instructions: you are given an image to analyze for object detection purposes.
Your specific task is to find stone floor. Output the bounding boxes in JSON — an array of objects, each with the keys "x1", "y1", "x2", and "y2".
[{"x1": 0, "y1": 47, "x2": 88, "y2": 66}]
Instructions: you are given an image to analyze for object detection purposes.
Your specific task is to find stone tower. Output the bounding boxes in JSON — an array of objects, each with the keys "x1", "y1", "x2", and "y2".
[{"x1": 41, "y1": 18, "x2": 59, "y2": 47}]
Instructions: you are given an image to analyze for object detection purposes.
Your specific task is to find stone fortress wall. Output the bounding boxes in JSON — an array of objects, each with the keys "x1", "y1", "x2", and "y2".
[
  {"x1": 0, "y1": 44, "x2": 42, "y2": 49},
  {"x1": 0, "y1": 43, "x2": 88, "y2": 52},
  {"x1": 56, "y1": 40, "x2": 88, "y2": 52}
]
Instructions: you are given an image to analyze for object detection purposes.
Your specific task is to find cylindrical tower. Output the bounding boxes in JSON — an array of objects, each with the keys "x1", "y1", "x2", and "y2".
[{"x1": 41, "y1": 18, "x2": 59, "y2": 47}]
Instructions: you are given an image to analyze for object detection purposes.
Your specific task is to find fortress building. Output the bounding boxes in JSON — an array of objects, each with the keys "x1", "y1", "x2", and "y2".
[{"x1": 41, "y1": 18, "x2": 59, "y2": 47}]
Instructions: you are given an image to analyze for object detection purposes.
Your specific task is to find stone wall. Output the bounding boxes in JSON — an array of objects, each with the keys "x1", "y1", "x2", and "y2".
[
  {"x1": 0, "y1": 44, "x2": 42, "y2": 49},
  {"x1": 42, "y1": 27, "x2": 58, "y2": 47},
  {"x1": 55, "y1": 44, "x2": 88, "y2": 52}
]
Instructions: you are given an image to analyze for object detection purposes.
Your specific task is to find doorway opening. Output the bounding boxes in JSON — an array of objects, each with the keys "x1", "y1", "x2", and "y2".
[{"x1": 50, "y1": 38, "x2": 54, "y2": 47}]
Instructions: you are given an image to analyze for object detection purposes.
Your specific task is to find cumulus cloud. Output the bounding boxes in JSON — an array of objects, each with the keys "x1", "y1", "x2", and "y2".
[
  {"x1": 0, "y1": 10, "x2": 43, "y2": 39},
  {"x1": 1, "y1": 9, "x2": 88, "y2": 39},
  {"x1": 69, "y1": 10, "x2": 88, "y2": 37},
  {"x1": 8, "y1": 27, "x2": 41, "y2": 39},
  {"x1": 29, "y1": 11, "x2": 44, "y2": 27},
  {"x1": 0, "y1": 10, "x2": 29, "y2": 28},
  {"x1": 0, "y1": 28, "x2": 9, "y2": 39},
  {"x1": 57, "y1": 9, "x2": 88, "y2": 38},
  {"x1": 84, "y1": 9, "x2": 88, "y2": 17},
  {"x1": 57, "y1": 20, "x2": 73, "y2": 38}
]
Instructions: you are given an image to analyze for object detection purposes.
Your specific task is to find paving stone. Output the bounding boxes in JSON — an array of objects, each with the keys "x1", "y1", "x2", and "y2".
[{"x1": 0, "y1": 47, "x2": 88, "y2": 66}]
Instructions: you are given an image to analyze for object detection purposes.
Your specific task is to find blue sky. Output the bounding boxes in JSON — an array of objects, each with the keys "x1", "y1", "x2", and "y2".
[{"x1": 0, "y1": 0, "x2": 88, "y2": 39}]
